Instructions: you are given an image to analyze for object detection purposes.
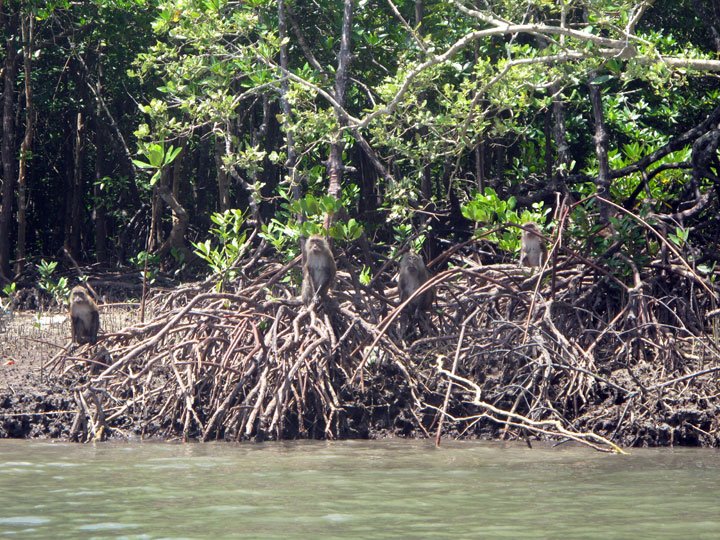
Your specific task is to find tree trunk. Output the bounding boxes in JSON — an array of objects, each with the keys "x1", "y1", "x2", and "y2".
[
  {"x1": 0, "y1": 14, "x2": 19, "y2": 280},
  {"x1": 552, "y1": 86, "x2": 570, "y2": 192},
  {"x1": 415, "y1": 0, "x2": 424, "y2": 27},
  {"x1": 544, "y1": 105, "x2": 553, "y2": 185},
  {"x1": 15, "y1": 13, "x2": 34, "y2": 277},
  {"x1": 278, "y1": 0, "x2": 301, "y2": 205},
  {"x1": 155, "y1": 170, "x2": 193, "y2": 262},
  {"x1": 193, "y1": 128, "x2": 211, "y2": 231},
  {"x1": 471, "y1": 41, "x2": 485, "y2": 194},
  {"x1": 67, "y1": 112, "x2": 84, "y2": 258},
  {"x1": 92, "y1": 47, "x2": 109, "y2": 263},
  {"x1": 93, "y1": 103, "x2": 109, "y2": 262},
  {"x1": 93, "y1": 122, "x2": 108, "y2": 263},
  {"x1": 474, "y1": 141, "x2": 485, "y2": 193},
  {"x1": 493, "y1": 139, "x2": 505, "y2": 185},
  {"x1": 214, "y1": 137, "x2": 230, "y2": 211},
  {"x1": 589, "y1": 82, "x2": 611, "y2": 222},
  {"x1": 172, "y1": 141, "x2": 184, "y2": 227},
  {"x1": 149, "y1": 183, "x2": 162, "y2": 252},
  {"x1": 325, "y1": 0, "x2": 354, "y2": 216},
  {"x1": 353, "y1": 144, "x2": 377, "y2": 221},
  {"x1": 416, "y1": 0, "x2": 438, "y2": 262},
  {"x1": 93, "y1": 168, "x2": 108, "y2": 262},
  {"x1": 63, "y1": 117, "x2": 74, "y2": 256}
]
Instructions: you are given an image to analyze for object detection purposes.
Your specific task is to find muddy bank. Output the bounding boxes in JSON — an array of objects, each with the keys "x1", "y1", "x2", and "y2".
[
  {"x1": 0, "y1": 342, "x2": 424, "y2": 442},
  {"x1": 3, "y1": 254, "x2": 719, "y2": 450},
  {"x1": 1, "y1": 311, "x2": 67, "y2": 438},
  {"x1": 3, "y1": 335, "x2": 718, "y2": 447},
  {"x1": 0, "y1": 309, "x2": 129, "y2": 440},
  {"x1": 0, "y1": 383, "x2": 75, "y2": 439}
]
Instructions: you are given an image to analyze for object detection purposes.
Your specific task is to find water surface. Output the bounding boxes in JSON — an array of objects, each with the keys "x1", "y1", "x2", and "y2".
[{"x1": 0, "y1": 439, "x2": 718, "y2": 539}]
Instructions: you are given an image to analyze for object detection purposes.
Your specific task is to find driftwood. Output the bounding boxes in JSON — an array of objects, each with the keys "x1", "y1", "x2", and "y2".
[{"x1": 53, "y1": 229, "x2": 720, "y2": 452}]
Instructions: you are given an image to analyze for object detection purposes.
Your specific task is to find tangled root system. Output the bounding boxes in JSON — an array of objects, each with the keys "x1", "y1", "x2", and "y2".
[{"x1": 55, "y1": 232, "x2": 720, "y2": 452}]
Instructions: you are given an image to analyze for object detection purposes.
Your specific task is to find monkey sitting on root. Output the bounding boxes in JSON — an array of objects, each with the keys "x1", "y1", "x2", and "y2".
[
  {"x1": 519, "y1": 222, "x2": 547, "y2": 269},
  {"x1": 397, "y1": 251, "x2": 434, "y2": 318},
  {"x1": 69, "y1": 285, "x2": 100, "y2": 345},
  {"x1": 301, "y1": 234, "x2": 337, "y2": 306}
]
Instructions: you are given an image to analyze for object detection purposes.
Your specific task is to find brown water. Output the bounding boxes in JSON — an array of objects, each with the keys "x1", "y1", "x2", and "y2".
[{"x1": 0, "y1": 439, "x2": 718, "y2": 539}]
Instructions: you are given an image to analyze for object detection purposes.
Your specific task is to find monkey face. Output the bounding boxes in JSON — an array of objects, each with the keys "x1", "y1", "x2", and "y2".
[
  {"x1": 71, "y1": 287, "x2": 89, "y2": 305},
  {"x1": 306, "y1": 236, "x2": 332, "y2": 259},
  {"x1": 401, "y1": 253, "x2": 423, "y2": 274}
]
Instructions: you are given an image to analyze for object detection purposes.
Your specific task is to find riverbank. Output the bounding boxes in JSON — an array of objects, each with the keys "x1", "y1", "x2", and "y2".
[
  {"x1": 1, "y1": 312, "x2": 73, "y2": 438},
  {"x1": 0, "y1": 308, "x2": 135, "y2": 439},
  {"x1": 2, "y1": 256, "x2": 720, "y2": 448}
]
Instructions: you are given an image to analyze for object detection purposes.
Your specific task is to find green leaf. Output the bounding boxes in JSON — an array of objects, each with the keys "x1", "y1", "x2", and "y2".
[
  {"x1": 164, "y1": 145, "x2": 183, "y2": 166},
  {"x1": 132, "y1": 159, "x2": 155, "y2": 169},
  {"x1": 590, "y1": 74, "x2": 613, "y2": 85},
  {"x1": 359, "y1": 265, "x2": 372, "y2": 286}
]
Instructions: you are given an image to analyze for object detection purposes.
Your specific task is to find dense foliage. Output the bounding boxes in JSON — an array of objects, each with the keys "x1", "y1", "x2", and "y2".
[{"x1": 1, "y1": 0, "x2": 720, "y2": 284}]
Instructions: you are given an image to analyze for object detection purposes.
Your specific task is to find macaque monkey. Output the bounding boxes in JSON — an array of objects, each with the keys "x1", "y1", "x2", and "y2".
[
  {"x1": 398, "y1": 252, "x2": 434, "y2": 316},
  {"x1": 70, "y1": 286, "x2": 100, "y2": 345},
  {"x1": 519, "y1": 222, "x2": 547, "y2": 268},
  {"x1": 301, "y1": 235, "x2": 337, "y2": 305}
]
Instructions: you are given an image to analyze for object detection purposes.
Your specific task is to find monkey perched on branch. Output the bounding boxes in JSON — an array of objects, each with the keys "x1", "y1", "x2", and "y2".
[
  {"x1": 301, "y1": 235, "x2": 337, "y2": 306},
  {"x1": 519, "y1": 223, "x2": 547, "y2": 268},
  {"x1": 398, "y1": 251, "x2": 434, "y2": 316},
  {"x1": 70, "y1": 285, "x2": 100, "y2": 345}
]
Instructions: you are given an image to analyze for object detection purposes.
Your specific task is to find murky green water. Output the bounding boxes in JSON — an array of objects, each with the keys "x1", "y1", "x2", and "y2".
[{"x1": 0, "y1": 439, "x2": 718, "y2": 539}]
